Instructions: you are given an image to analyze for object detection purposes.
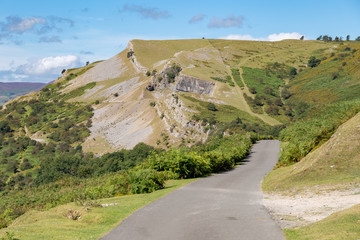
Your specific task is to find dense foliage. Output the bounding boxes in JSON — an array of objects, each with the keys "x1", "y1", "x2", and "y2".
[{"x1": 0, "y1": 130, "x2": 255, "y2": 229}]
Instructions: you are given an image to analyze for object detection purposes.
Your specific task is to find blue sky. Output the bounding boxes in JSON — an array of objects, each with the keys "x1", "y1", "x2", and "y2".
[{"x1": 0, "y1": 0, "x2": 359, "y2": 82}]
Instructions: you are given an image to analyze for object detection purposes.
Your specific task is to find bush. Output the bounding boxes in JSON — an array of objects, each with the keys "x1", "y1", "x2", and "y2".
[
  {"x1": 206, "y1": 103, "x2": 217, "y2": 111},
  {"x1": 308, "y1": 56, "x2": 321, "y2": 68},
  {"x1": 204, "y1": 150, "x2": 234, "y2": 173},
  {"x1": 126, "y1": 169, "x2": 165, "y2": 194},
  {"x1": 249, "y1": 87, "x2": 257, "y2": 94},
  {"x1": 144, "y1": 149, "x2": 211, "y2": 179},
  {"x1": 289, "y1": 67, "x2": 297, "y2": 76}
]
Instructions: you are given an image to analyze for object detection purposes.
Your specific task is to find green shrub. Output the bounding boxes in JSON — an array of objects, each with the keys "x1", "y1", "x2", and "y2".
[
  {"x1": 144, "y1": 149, "x2": 211, "y2": 179},
  {"x1": 308, "y1": 56, "x2": 321, "y2": 68},
  {"x1": 126, "y1": 169, "x2": 165, "y2": 194},
  {"x1": 206, "y1": 103, "x2": 217, "y2": 111},
  {"x1": 204, "y1": 150, "x2": 234, "y2": 172}
]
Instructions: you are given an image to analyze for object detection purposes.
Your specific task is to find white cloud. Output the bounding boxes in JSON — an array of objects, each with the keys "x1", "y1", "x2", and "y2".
[
  {"x1": 19, "y1": 55, "x2": 80, "y2": 75},
  {"x1": 222, "y1": 34, "x2": 256, "y2": 40},
  {"x1": 267, "y1": 32, "x2": 304, "y2": 41},
  {"x1": 219, "y1": 32, "x2": 305, "y2": 41},
  {"x1": 0, "y1": 55, "x2": 81, "y2": 82}
]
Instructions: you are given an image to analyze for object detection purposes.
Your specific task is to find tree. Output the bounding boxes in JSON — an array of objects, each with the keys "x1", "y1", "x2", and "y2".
[
  {"x1": 335, "y1": 36, "x2": 339, "y2": 42},
  {"x1": 316, "y1": 35, "x2": 322, "y2": 40},
  {"x1": 127, "y1": 49, "x2": 134, "y2": 58},
  {"x1": 300, "y1": 36, "x2": 304, "y2": 40},
  {"x1": 61, "y1": 69, "x2": 66, "y2": 74},
  {"x1": 249, "y1": 87, "x2": 257, "y2": 94},
  {"x1": 346, "y1": 35, "x2": 350, "y2": 41},
  {"x1": 356, "y1": 36, "x2": 360, "y2": 41},
  {"x1": 308, "y1": 56, "x2": 321, "y2": 68},
  {"x1": 86, "y1": 61, "x2": 90, "y2": 66}
]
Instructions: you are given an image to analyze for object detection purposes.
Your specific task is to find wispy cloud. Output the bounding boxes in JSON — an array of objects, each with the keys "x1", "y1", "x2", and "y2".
[
  {"x1": 36, "y1": 16, "x2": 74, "y2": 34},
  {"x1": 0, "y1": 16, "x2": 46, "y2": 34},
  {"x1": 219, "y1": 32, "x2": 305, "y2": 41},
  {"x1": 208, "y1": 15, "x2": 244, "y2": 28},
  {"x1": 38, "y1": 35, "x2": 62, "y2": 43},
  {"x1": 189, "y1": 14, "x2": 205, "y2": 24},
  {"x1": 121, "y1": 4, "x2": 170, "y2": 19},
  {"x1": 0, "y1": 16, "x2": 74, "y2": 44}
]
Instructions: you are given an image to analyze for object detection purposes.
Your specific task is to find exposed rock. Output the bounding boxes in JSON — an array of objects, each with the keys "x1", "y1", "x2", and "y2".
[
  {"x1": 175, "y1": 75, "x2": 215, "y2": 95},
  {"x1": 146, "y1": 63, "x2": 215, "y2": 96}
]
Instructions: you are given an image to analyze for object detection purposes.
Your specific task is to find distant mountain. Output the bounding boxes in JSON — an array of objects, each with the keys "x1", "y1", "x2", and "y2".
[{"x1": 0, "y1": 82, "x2": 47, "y2": 104}]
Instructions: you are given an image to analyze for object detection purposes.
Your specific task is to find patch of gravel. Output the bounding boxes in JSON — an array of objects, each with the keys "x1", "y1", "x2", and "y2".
[{"x1": 263, "y1": 186, "x2": 360, "y2": 228}]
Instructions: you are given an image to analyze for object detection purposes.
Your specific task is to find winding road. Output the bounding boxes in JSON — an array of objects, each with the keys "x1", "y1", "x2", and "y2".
[{"x1": 101, "y1": 140, "x2": 284, "y2": 240}]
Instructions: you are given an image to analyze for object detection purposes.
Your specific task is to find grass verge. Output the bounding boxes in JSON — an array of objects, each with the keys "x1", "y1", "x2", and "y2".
[
  {"x1": 285, "y1": 204, "x2": 360, "y2": 240},
  {"x1": 0, "y1": 179, "x2": 194, "y2": 240}
]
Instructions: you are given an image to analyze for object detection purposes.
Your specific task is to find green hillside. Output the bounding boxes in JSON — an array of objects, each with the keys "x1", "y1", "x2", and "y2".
[{"x1": 0, "y1": 39, "x2": 360, "y2": 238}]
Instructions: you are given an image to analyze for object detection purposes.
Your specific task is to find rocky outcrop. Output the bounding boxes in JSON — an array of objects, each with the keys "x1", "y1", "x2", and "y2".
[
  {"x1": 175, "y1": 75, "x2": 215, "y2": 95},
  {"x1": 127, "y1": 41, "x2": 147, "y2": 74},
  {"x1": 146, "y1": 64, "x2": 215, "y2": 95}
]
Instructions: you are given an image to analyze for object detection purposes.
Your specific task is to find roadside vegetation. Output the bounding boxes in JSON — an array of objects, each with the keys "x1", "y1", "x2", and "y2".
[
  {"x1": 277, "y1": 43, "x2": 360, "y2": 166},
  {"x1": 1, "y1": 38, "x2": 360, "y2": 239}
]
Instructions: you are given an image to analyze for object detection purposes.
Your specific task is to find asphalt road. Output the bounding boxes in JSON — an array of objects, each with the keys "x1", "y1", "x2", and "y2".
[{"x1": 101, "y1": 140, "x2": 284, "y2": 240}]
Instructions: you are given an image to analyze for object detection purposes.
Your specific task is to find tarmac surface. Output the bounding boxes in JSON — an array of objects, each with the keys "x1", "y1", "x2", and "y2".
[{"x1": 101, "y1": 140, "x2": 284, "y2": 240}]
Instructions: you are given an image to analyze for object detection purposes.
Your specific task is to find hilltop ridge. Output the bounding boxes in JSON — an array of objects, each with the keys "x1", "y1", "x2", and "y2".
[{"x1": 56, "y1": 39, "x2": 337, "y2": 153}]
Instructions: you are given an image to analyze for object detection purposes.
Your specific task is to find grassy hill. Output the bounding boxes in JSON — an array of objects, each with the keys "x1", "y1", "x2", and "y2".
[
  {"x1": 263, "y1": 110, "x2": 360, "y2": 192},
  {"x1": 0, "y1": 39, "x2": 360, "y2": 238}
]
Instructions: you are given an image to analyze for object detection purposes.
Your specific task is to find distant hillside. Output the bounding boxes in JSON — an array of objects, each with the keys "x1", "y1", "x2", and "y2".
[
  {"x1": 2, "y1": 39, "x2": 360, "y2": 156},
  {"x1": 0, "y1": 82, "x2": 47, "y2": 104}
]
